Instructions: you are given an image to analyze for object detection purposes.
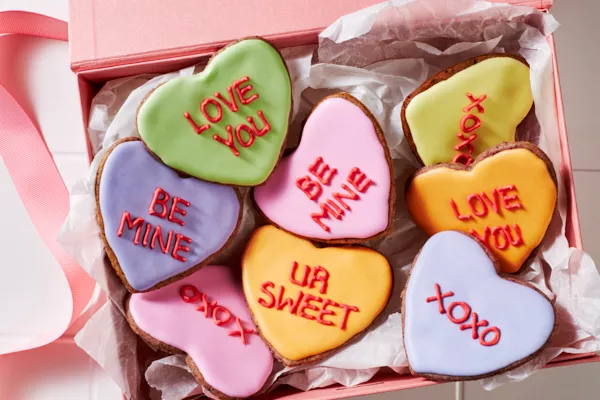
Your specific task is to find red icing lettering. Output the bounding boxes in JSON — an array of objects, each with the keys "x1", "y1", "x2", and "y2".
[
  {"x1": 258, "y1": 281, "x2": 276, "y2": 308},
  {"x1": 454, "y1": 133, "x2": 477, "y2": 154},
  {"x1": 326, "y1": 199, "x2": 344, "y2": 216},
  {"x1": 480, "y1": 326, "x2": 501, "y2": 346},
  {"x1": 460, "y1": 114, "x2": 481, "y2": 133},
  {"x1": 227, "y1": 317, "x2": 256, "y2": 345},
  {"x1": 247, "y1": 111, "x2": 270, "y2": 137},
  {"x1": 118, "y1": 211, "x2": 189, "y2": 260},
  {"x1": 198, "y1": 79, "x2": 265, "y2": 154},
  {"x1": 459, "y1": 312, "x2": 489, "y2": 339},
  {"x1": 150, "y1": 225, "x2": 174, "y2": 254},
  {"x1": 311, "y1": 201, "x2": 344, "y2": 233},
  {"x1": 236, "y1": 124, "x2": 255, "y2": 148},
  {"x1": 453, "y1": 93, "x2": 486, "y2": 164},
  {"x1": 467, "y1": 193, "x2": 488, "y2": 217},
  {"x1": 450, "y1": 199, "x2": 474, "y2": 221},
  {"x1": 201, "y1": 98, "x2": 223, "y2": 123},
  {"x1": 196, "y1": 293, "x2": 217, "y2": 317},
  {"x1": 290, "y1": 262, "x2": 310, "y2": 287},
  {"x1": 464, "y1": 93, "x2": 486, "y2": 114},
  {"x1": 148, "y1": 188, "x2": 170, "y2": 218},
  {"x1": 455, "y1": 185, "x2": 525, "y2": 226},
  {"x1": 184, "y1": 111, "x2": 210, "y2": 135},
  {"x1": 427, "y1": 284, "x2": 500, "y2": 346},
  {"x1": 317, "y1": 299, "x2": 338, "y2": 326},
  {"x1": 213, "y1": 126, "x2": 240, "y2": 156},
  {"x1": 504, "y1": 224, "x2": 524, "y2": 247},
  {"x1": 298, "y1": 294, "x2": 323, "y2": 321},
  {"x1": 481, "y1": 189, "x2": 501, "y2": 214},
  {"x1": 296, "y1": 176, "x2": 322, "y2": 201},
  {"x1": 117, "y1": 211, "x2": 144, "y2": 245},
  {"x1": 215, "y1": 87, "x2": 238, "y2": 112},
  {"x1": 474, "y1": 224, "x2": 524, "y2": 251},
  {"x1": 307, "y1": 266, "x2": 329, "y2": 295},
  {"x1": 470, "y1": 226, "x2": 490, "y2": 245},
  {"x1": 498, "y1": 185, "x2": 523, "y2": 211},
  {"x1": 332, "y1": 184, "x2": 359, "y2": 211},
  {"x1": 233, "y1": 76, "x2": 259, "y2": 105},
  {"x1": 453, "y1": 152, "x2": 473, "y2": 166},
  {"x1": 149, "y1": 189, "x2": 189, "y2": 226},
  {"x1": 426, "y1": 283, "x2": 455, "y2": 314},
  {"x1": 447, "y1": 302, "x2": 471, "y2": 324},
  {"x1": 309, "y1": 157, "x2": 337, "y2": 185},
  {"x1": 181, "y1": 288, "x2": 252, "y2": 342},
  {"x1": 339, "y1": 303, "x2": 359, "y2": 330},
  {"x1": 180, "y1": 285, "x2": 201, "y2": 303},
  {"x1": 492, "y1": 226, "x2": 509, "y2": 250},
  {"x1": 347, "y1": 167, "x2": 373, "y2": 193},
  {"x1": 296, "y1": 164, "x2": 373, "y2": 233},
  {"x1": 276, "y1": 286, "x2": 304, "y2": 314},
  {"x1": 168, "y1": 197, "x2": 190, "y2": 226},
  {"x1": 213, "y1": 306, "x2": 232, "y2": 326},
  {"x1": 172, "y1": 234, "x2": 192, "y2": 262},
  {"x1": 142, "y1": 223, "x2": 152, "y2": 247},
  {"x1": 256, "y1": 280, "x2": 359, "y2": 330}
]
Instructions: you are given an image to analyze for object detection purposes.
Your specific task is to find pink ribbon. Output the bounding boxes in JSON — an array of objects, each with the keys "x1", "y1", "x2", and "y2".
[{"x1": 0, "y1": 11, "x2": 95, "y2": 329}]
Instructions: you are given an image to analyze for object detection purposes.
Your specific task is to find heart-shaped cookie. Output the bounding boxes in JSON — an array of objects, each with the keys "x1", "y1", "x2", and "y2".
[
  {"x1": 242, "y1": 225, "x2": 392, "y2": 365},
  {"x1": 406, "y1": 142, "x2": 557, "y2": 273},
  {"x1": 96, "y1": 138, "x2": 242, "y2": 292},
  {"x1": 401, "y1": 54, "x2": 533, "y2": 166},
  {"x1": 137, "y1": 38, "x2": 292, "y2": 186},
  {"x1": 254, "y1": 93, "x2": 394, "y2": 243},
  {"x1": 402, "y1": 231, "x2": 556, "y2": 380},
  {"x1": 127, "y1": 265, "x2": 273, "y2": 399}
]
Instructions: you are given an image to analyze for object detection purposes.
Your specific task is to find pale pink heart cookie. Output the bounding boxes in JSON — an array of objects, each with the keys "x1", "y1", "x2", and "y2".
[
  {"x1": 402, "y1": 231, "x2": 556, "y2": 380},
  {"x1": 127, "y1": 265, "x2": 273, "y2": 399},
  {"x1": 254, "y1": 93, "x2": 394, "y2": 243}
]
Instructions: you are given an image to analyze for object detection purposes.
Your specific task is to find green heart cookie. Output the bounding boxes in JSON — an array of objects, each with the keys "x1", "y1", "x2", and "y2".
[{"x1": 137, "y1": 39, "x2": 292, "y2": 186}]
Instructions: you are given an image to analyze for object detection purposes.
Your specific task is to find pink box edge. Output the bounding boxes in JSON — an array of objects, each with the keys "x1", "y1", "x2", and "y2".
[
  {"x1": 68, "y1": 0, "x2": 554, "y2": 73},
  {"x1": 72, "y1": 18, "x2": 595, "y2": 400}
]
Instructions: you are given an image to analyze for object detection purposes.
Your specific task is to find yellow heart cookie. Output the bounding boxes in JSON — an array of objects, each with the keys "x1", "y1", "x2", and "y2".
[
  {"x1": 402, "y1": 54, "x2": 533, "y2": 166},
  {"x1": 242, "y1": 225, "x2": 392, "y2": 365},
  {"x1": 406, "y1": 143, "x2": 557, "y2": 274}
]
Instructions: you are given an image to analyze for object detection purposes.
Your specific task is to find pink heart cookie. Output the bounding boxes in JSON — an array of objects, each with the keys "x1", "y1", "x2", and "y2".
[
  {"x1": 402, "y1": 231, "x2": 556, "y2": 380},
  {"x1": 254, "y1": 93, "x2": 394, "y2": 243},
  {"x1": 127, "y1": 265, "x2": 273, "y2": 399}
]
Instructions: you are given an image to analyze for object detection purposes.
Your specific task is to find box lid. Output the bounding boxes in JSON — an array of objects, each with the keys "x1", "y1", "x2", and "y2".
[{"x1": 69, "y1": 0, "x2": 552, "y2": 73}]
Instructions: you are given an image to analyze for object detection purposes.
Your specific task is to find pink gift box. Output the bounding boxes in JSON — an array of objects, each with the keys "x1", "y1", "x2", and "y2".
[{"x1": 68, "y1": 0, "x2": 600, "y2": 398}]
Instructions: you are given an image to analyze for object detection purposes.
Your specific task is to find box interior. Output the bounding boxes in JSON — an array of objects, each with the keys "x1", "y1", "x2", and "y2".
[{"x1": 73, "y1": 5, "x2": 600, "y2": 400}]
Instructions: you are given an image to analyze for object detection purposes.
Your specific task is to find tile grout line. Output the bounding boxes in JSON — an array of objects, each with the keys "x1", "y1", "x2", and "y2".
[{"x1": 455, "y1": 382, "x2": 464, "y2": 400}]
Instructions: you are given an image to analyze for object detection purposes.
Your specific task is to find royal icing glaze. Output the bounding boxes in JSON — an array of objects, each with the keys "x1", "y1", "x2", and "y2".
[
  {"x1": 406, "y1": 145, "x2": 556, "y2": 273},
  {"x1": 403, "y1": 231, "x2": 555, "y2": 378},
  {"x1": 97, "y1": 139, "x2": 241, "y2": 291},
  {"x1": 404, "y1": 56, "x2": 533, "y2": 166},
  {"x1": 254, "y1": 95, "x2": 392, "y2": 241},
  {"x1": 242, "y1": 225, "x2": 392, "y2": 364},
  {"x1": 137, "y1": 39, "x2": 292, "y2": 186},
  {"x1": 128, "y1": 265, "x2": 273, "y2": 398}
]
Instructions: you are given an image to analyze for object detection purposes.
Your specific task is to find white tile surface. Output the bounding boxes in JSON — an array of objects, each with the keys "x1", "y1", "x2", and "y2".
[
  {"x1": 573, "y1": 171, "x2": 600, "y2": 267},
  {"x1": 464, "y1": 362, "x2": 600, "y2": 400},
  {"x1": 0, "y1": 341, "x2": 124, "y2": 400},
  {"x1": 54, "y1": 153, "x2": 90, "y2": 191},
  {"x1": 353, "y1": 383, "x2": 455, "y2": 400},
  {"x1": 0, "y1": 34, "x2": 86, "y2": 155},
  {"x1": 553, "y1": 0, "x2": 600, "y2": 170}
]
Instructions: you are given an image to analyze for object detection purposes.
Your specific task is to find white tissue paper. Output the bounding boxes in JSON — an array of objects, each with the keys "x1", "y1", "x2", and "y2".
[{"x1": 59, "y1": 0, "x2": 600, "y2": 398}]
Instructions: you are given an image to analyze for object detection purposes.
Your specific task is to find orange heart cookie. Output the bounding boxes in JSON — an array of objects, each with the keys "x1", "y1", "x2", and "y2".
[
  {"x1": 242, "y1": 225, "x2": 392, "y2": 366},
  {"x1": 406, "y1": 142, "x2": 557, "y2": 274}
]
